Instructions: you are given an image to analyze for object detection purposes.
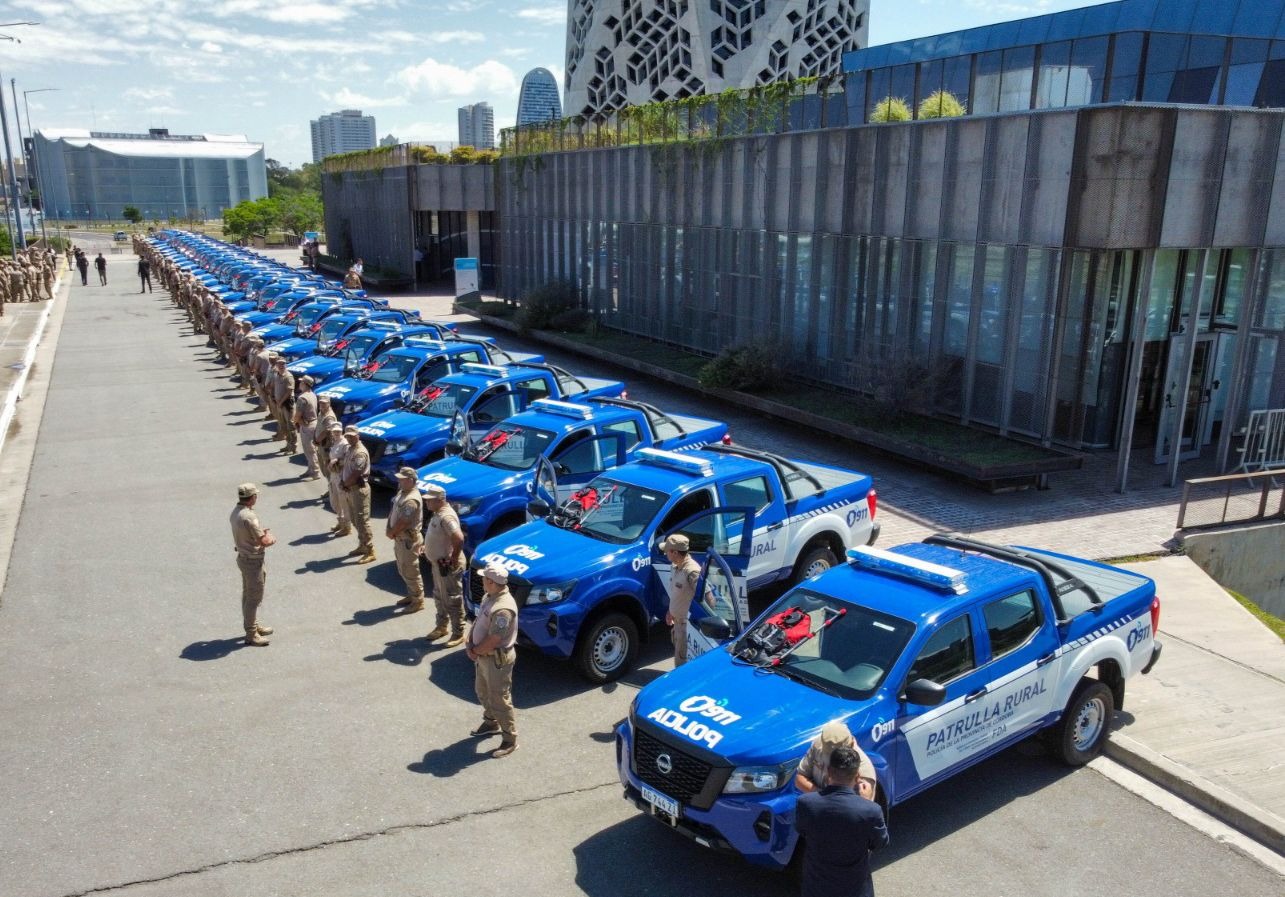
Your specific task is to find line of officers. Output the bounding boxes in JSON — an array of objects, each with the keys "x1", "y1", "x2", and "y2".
[
  {"x1": 1, "y1": 247, "x2": 57, "y2": 315},
  {"x1": 144, "y1": 243, "x2": 520, "y2": 759}
]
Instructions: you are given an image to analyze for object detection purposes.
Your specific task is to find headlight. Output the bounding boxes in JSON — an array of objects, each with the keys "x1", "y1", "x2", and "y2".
[
  {"x1": 384, "y1": 440, "x2": 412, "y2": 454},
  {"x1": 723, "y1": 762, "x2": 796, "y2": 794},
  {"x1": 526, "y1": 580, "x2": 576, "y2": 605},
  {"x1": 451, "y1": 498, "x2": 479, "y2": 515}
]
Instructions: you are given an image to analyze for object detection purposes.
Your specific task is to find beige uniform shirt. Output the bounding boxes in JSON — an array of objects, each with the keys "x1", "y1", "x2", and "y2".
[
  {"x1": 295, "y1": 391, "x2": 318, "y2": 425},
  {"x1": 387, "y1": 490, "x2": 424, "y2": 541},
  {"x1": 230, "y1": 505, "x2": 265, "y2": 559},
  {"x1": 328, "y1": 439, "x2": 349, "y2": 474},
  {"x1": 424, "y1": 503, "x2": 464, "y2": 566},
  {"x1": 668, "y1": 555, "x2": 702, "y2": 620},
  {"x1": 470, "y1": 589, "x2": 519, "y2": 652},
  {"x1": 797, "y1": 736, "x2": 877, "y2": 788},
  {"x1": 342, "y1": 441, "x2": 370, "y2": 486},
  {"x1": 273, "y1": 369, "x2": 295, "y2": 405}
]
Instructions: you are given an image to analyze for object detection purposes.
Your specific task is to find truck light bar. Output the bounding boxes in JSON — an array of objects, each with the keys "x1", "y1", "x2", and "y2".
[
  {"x1": 530, "y1": 399, "x2": 593, "y2": 419},
  {"x1": 460, "y1": 363, "x2": 510, "y2": 378},
  {"x1": 637, "y1": 447, "x2": 714, "y2": 477},
  {"x1": 846, "y1": 546, "x2": 967, "y2": 593},
  {"x1": 403, "y1": 338, "x2": 447, "y2": 350}
]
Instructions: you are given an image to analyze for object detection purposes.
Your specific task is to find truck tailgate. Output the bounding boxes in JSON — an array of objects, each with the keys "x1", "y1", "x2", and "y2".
[
  {"x1": 570, "y1": 377, "x2": 627, "y2": 398},
  {"x1": 1021, "y1": 548, "x2": 1155, "y2": 629}
]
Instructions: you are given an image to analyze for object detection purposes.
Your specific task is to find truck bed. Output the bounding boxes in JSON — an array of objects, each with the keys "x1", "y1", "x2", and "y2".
[
  {"x1": 568, "y1": 377, "x2": 626, "y2": 398},
  {"x1": 1021, "y1": 547, "x2": 1154, "y2": 620},
  {"x1": 789, "y1": 459, "x2": 871, "y2": 501},
  {"x1": 660, "y1": 413, "x2": 726, "y2": 443}
]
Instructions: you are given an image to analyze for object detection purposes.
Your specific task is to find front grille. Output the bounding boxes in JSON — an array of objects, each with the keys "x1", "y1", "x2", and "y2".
[
  {"x1": 633, "y1": 727, "x2": 713, "y2": 805},
  {"x1": 329, "y1": 399, "x2": 346, "y2": 417},
  {"x1": 360, "y1": 436, "x2": 386, "y2": 463},
  {"x1": 468, "y1": 571, "x2": 531, "y2": 607}
]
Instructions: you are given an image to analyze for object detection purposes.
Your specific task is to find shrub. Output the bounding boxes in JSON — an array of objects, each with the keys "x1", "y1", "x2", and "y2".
[
  {"x1": 516, "y1": 279, "x2": 578, "y2": 331},
  {"x1": 870, "y1": 96, "x2": 912, "y2": 123},
  {"x1": 547, "y1": 308, "x2": 593, "y2": 332},
  {"x1": 917, "y1": 90, "x2": 966, "y2": 119},
  {"x1": 698, "y1": 341, "x2": 783, "y2": 392},
  {"x1": 477, "y1": 301, "x2": 515, "y2": 318}
]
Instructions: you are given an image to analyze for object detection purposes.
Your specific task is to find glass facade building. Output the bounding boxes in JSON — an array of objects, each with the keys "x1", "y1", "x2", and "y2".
[
  {"x1": 34, "y1": 129, "x2": 268, "y2": 221},
  {"x1": 517, "y1": 68, "x2": 564, "y2": 126}
]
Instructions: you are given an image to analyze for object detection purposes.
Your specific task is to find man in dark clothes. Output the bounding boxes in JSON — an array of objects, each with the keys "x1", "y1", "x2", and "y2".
[
  {"x1": 94, "y1": 253, "x2": 107, "y2": 285},
  {"x1": 794, "y1": 745, "x2": 889, "y2": 897},
  {"x1": 75, "y1": 251, "x2": 89, "y2": 286},
  {"x1": 138, "y1": 256, "x2": 153, "y2": 293}
]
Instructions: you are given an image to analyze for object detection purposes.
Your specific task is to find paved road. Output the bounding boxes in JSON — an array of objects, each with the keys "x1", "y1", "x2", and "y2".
[{"x1": 0, "y1": 258, "x2": 1279, "y2": 897}]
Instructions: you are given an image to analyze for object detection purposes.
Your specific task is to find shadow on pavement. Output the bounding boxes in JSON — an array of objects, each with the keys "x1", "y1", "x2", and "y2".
[
  {"x1": 295, "y1": 556, "x2": 351, "y2": 575},
  {"x1": 407, "y1": 736, "x2": 494, "y2": 778},
  {"x1": 574, "y1": 816, "x2": 795, "y2": 897},
  {"x1": 288, "y1": 530, "x2": 334, "y2": 545},
  {"x1": 343, "y1": 602, "x2": 407, "y2": 627},
  {"x1": 282, "y1": 496, "x2": 327, "y2": 512},
  {"x1": 363, "y1": 637, "x2": 427, "y2": 666},
  {"x1": 240, "y1": 437, "x2": 274, "y2": 446},
  {"x1": 243, "y1": 451, "x2": 284, "y2": 461},
  {"x1": 224, "y1": 409, "x2": 258, "y2": 417},
  {"x1": 363, "y1": 562, "x2": 405, "y2": 596},
  {"x1": 180, "y1": 637, "x2": 247, "y2": 661}
]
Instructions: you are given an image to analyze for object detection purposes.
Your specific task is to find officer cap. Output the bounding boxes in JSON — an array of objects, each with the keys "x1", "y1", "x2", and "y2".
[
  {"x1": 317, "y1": 394, "x2": 330, "y2": 404},
  {"x1": 660, "y1": 533, "x2": 690, "y2": 553},
  {"x1": 421, "y1": 482, "x2": 446, "y2": 498},
  {"x1": 396, "y1": 466, "x2": 419, "y2": 482},
  {"x1": 819, "y1": 721, "x2": 854, "y2": 747},
  {"x1": 328, "y1": 421, "x2": 342, "y2": 432},
  {"x1": 237, "y1": 482, "x2": 259, "y2": 500},
  {"x1": 272, "y1": 356, "x2": 286, "y2": 366},
  {"x1": 299, "y1": 375, "x2": 315, "y2": 387},
  {"x1": 267, "y1": 351, "x2": 280, "y2": 360},
  {"x1": 343, "y1": 424, "x2": 359, "y2": 435},
  {"x1": 481, "y1": 562, "x2": 509, "y2": 585}
]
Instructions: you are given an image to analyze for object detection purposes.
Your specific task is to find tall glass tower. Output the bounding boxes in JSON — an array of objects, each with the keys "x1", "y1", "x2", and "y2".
[{"x1": 517, "y1": 68, "x2": 564, "y2": 126}]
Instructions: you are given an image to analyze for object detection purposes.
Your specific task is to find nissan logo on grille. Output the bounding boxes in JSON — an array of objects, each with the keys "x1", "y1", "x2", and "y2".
[{"x1": 655, "y1": 753, "x2": 673, "y2": 775}]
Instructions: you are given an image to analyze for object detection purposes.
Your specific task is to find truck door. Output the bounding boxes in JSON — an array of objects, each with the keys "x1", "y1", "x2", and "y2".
[
  {"x1": 468, "y1": 386, "x2": 518, "y2": 430},
  {"x1": 973, "y1": 589, "x2": 1062, "y2": 739},
  {"x1": 685, "y1": 549, "x2": 750, "y2": 661},
  {"x1": 887, "y1": 611, "x2": 1000, "y2": 799},
  {"x1": 651, "y1": 506, "x2": 755, "y2": 619},
  {"x1": 718, "y1": 473, "x2": 787, "y2": 583},
  {"x1": 547, "y1": 432, "x2": 626, "y2": 500},
  {"x1": 528, "y1": 455, "x2": 559, "y2": 519}
]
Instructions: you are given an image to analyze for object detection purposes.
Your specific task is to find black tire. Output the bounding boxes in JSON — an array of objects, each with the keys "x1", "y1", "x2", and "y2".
[
  {"x1": 573, "y1": 612, "x2": 639, "y2": 684},
  {"x1": 1053, "y1": 679, "x2": 1114, "y2": 766},
  {"x1": 791, "y1": 544, "x2": 839, "y2": 586}
]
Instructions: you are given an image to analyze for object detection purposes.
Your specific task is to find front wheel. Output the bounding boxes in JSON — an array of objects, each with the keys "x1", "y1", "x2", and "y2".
[
  {"x1": 573, "y1": 612, "x2": 639, "y2": 684},
  {"x1": 1054, "y1": 679, "x2": 1114, "y2": 766},
  {"x1": 791, "y1": 544, "x2": 838, "y2": 586}
]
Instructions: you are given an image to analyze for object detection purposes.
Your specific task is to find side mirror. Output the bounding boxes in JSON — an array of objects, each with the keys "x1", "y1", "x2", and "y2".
[
  {"x1": 444, "y1": 440, "x2": 464, "y2": 457},
  {"x1": 902, "y1": 678, "x2": 946, "y2": 707},
  {"x1": 696, "y1": 616, "x2": 732, "y2": 641},
  {"x1": 527, "y1": 499, "x2": 551, "y2": 519}
]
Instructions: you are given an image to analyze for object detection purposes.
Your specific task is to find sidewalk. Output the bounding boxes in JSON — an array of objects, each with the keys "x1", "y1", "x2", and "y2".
[
  {"x1": 1113, "y1": 556, "x2": 1285, "y2": 855},
  {"x1": 0, "y1": 300, "x2": 55, "y2": 457}
]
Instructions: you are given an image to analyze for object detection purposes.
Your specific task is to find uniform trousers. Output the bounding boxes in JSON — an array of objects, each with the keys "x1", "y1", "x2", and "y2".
[
  {"x1": 237, "y1": 554, "x2": 265, "y2": 632},
  {"x1": 474, "y1": 648, "x2": 517, "y2": 740},
  {"x1": 328, "y1": 470, "x2": 349, "y2": 530},
  {"x1": 430, "y1": 560, "x2": 466, "y2": 631},
  {"x1": 347, "y1": 483, "x2": 373, "y2": 551},
  {"x1": 395, "y1": 536, "x2": 425, "y2": 601},
  {"x1": 671, "y1": 619, "x2": 690, "y2": 667}
]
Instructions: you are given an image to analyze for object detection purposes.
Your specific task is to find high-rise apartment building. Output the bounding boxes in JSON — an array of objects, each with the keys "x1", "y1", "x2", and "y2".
[
  {"x1": 309, "y1": 109, "x2": 377, "y2": 162},
  {"x1": 457, "y1": 102, "x2": 495, "y2": 149},
  {"x1": 516, "y1": 68, "x2": 563, "y2": 126},
  {"x1": 379, "y1": 134, "x2": 399, "y2": 147},
  {"x1": 565, "y1": 0, "x2": 869, "y2": 117}
]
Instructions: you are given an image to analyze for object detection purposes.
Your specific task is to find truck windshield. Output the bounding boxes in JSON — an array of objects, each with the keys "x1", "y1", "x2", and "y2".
[
  {"x1": 554, "y1": 477, "x2": 668, "y2": 544},
  {"x1": 317, "y1": 318, "x2": 350, "y2": 344},
  {"x1": 297, "y1": 305, "x2": 331, "y2": 326},
  {"x1": 413, "y1": 383, "x2": 477, "y2": 418},
  {"x1": 732, "y1": 589, "x2": 915, "y2": 701},
  {"x1": 341, "y1": 335, "x2": 381, "y2": 366},
  {"x1": 368, "y1": 353, "x2": 419, "y2": 383},
  {"x1": 468, "y1": 424, "x2": 556, "y2": 470}
]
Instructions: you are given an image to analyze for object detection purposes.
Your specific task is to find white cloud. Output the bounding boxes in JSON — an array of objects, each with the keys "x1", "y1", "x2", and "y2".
[
  {"x1": 516, "y1": 4, "x2": 565, "y2": 26},
  {"x1": 123, "y1": 87, "x2": 174, "y2": 102},
  {"x1": 200, "y1": 42, "x2": 223, "y2": 54},
  {"x1": 324, "y1": 87, "x2": 408, "y2": 108},
  {"x1": 425, "y1": 30, "x2": 486, "y2": 44},
  {"x1": 396, "y1": 58, "x2": 518, "y2": 97}
]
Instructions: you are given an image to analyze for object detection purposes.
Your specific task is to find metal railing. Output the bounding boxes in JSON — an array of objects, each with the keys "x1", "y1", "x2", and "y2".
[
  {"x1": 1233, "y1": 408, "x2": 1285, "y2": 474},
  {"x1": 1176, "y1": 469, "x2": 1285, "y2": 531}
]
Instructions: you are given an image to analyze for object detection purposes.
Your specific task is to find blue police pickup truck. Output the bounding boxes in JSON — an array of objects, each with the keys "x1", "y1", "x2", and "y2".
[
  {"x1": 614, "y1": 535, "x2": 1163, "y2": 868},
  {"x1": 361, "y1": 362, "x2": 626, "y2": 485},
  {"x1": 417, "y1": 397, "x2": 729, "y2": 549},
  {"x1": 320, "y1": 340, "x2": 544, "y2": 425},
  {"x1": 250, "y1": 297, "x2": 383, "y2": 345},
  {"x1": 268, "y1": 309, "x2": 420, "y2": 362},
  {"x1": 469, "y1": 444, "x2": 879, "y2": 683}
]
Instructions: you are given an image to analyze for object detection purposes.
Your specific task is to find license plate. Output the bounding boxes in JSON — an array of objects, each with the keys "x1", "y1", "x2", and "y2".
[{"x1": 641, "y1": 785, "x2": 680, "y2": 819}]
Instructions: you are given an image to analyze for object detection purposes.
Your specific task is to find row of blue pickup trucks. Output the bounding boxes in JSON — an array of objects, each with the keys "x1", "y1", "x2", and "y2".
[{"x1": 156, "y1": 231, "x2": 1164, "y2": 872}]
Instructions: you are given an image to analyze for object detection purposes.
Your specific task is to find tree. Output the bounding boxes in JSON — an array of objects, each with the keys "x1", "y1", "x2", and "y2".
[
  {"x1": 122, "y1": 206, "x2": 143, "y2": 224},
  {"x1": 278, "y1": 191, "x2": 323, "y2": 237},
  {"x1": 918, "y1": 90, "x2": 966, "y2": 119},
  {"x1": 870, "y1": 97, "x2": 912, "y2": 123},
  {"x1": 222, "y1": 196, "x2": 281, "y2": 241}
]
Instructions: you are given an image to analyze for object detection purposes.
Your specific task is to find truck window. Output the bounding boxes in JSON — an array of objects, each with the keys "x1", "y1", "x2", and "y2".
[
  {"x1": 602, "y1": 419, "x2": 643, "y2": 451},
  {"x1": 555, "y1": 435, "x2": 606, "y2": 474},
  {"x1": 513, "y1": 376, "x2": 551, "y2": 405},
  {"x1": 722, "y1": 475, "x2": 773, "y2": 515},
  {"x1": 657, "y1": 488, "x2": 714, "y2": 535},
  {"x1": 908, "y1": 615, "x2": 974, "y2": 684},
  {"x1": 458, "y1": 349, "x2": 484, "y2": 365},
  {"x1": 414, "y1": 359, "x2": 447, "y2": 390},
  {"x1": 982, "y1": 591, "x2": 1041, "y2": 658},
  {"x1": 472, "y1": 388, "x2": 517, "y2": 423}
]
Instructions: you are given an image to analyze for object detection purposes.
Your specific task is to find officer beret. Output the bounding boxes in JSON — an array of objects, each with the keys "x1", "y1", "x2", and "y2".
[
  {"x1": 481, "y1": 562, "x2": 509, "y2": 585},
  {"x1": 660, "y1": 533, "x2": 690, "y2": 552},
  {"x1": 819, "y1": 721, "x2": 854, "y2": 747},
  {"x1": 397, "y1": 466, "x2": 419, "y2": 481},
  {"x1": 421, "y1": 482, "x2": 446, "y2": 497},
  {"x1": 237, "y1": 483, "x2": 259, "y2": 500}
]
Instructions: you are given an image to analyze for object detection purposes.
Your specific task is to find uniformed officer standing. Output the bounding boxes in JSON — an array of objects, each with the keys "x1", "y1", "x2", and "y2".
[
  {"x1": 662, "y1": 533, "x2": 702, "y2": 666},
  {"x1": 293, "y1": 374, "x2": 319, "y2": 476},
  {"x1": 314, "y1": 395, "x2": 338, "y2": 482},
  {"x1": 423, "y1": 483, "x2": 466, "y2": 646},
  {"x1": 272, "y1": 358, "x2": 297, "y2": 453},
  {"x1": 387, "y1": 467, "x2": 426, "y2": 612},
  {"x1": 326, "y1": 421, "x2": 351, "y2": 536},
  {"x1": 340, "y1": 425, "x2": 375, "y2": 563},
  {"x1": 466, "y1": 562, "x2": 519, "y2": 758},
  {"x1": 230, "y1": 483, "x2": 277, "y2": 646},
  {"x1": 794, "y1": 721, "x2": 878, "y2": 801}
]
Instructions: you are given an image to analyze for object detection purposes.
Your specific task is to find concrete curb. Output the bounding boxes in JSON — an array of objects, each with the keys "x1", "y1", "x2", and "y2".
[
  {"x1": 1105, "y1": 733, "x2": 1285, "y2": 856},
  {"x1": 0, "y1": 302, "x2": 53, "y2": 459}
]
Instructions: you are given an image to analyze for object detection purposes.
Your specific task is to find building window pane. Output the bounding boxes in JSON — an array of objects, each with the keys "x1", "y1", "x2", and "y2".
[
  {"x1": 917, "y1": 59, "x2": 944, "y2": 113},
  {"x1": 1011, "y1": 248, "x2": 1055, "y2": 436},
  {"x1": 1171, "y1": 35, "x2": 1225, "y2": 104},
  {"x1": 1108, "y1": 32, "x2": 1145, "y2": 101},
  {"x1": 973, "y1": 51, "x2": 1003, "y2": 114},
  {"x1": 888, "y1": 64, "x2": 916, "y2": 111},
  {"x1": 1142, "y1": 33, "x2": 1188, "y2": 102},
  {"x1": 977, "y1": 246, "x2": 1008, "y2": 364},
  {"x1": 944, "y1": 55, "x2": 973, "y2": 114},
  {"x1": 866, "y1": 67, "x2": 891, "y2": 120},
  {"x1": 845, "y1": 71, "x2": 868, "y2": 124},
  {"x1": 1036, "y1": 40, "x2": 1072, "y2": 109},
  {"x1": 1226, "y1": 38, "x2": 1269, "y2": 106},
  {"x1": 1255, "y1": 49, "x2": 1285, "y2": 107},
  {"x1": 1070, "y1": 36, "x2": 1109, "y2": 104},
  {"x1": 946, "y1": 244, "x2": 974, "y2": 355},
  {"x1": 999, "y1": 46, "x2": 1035, "y2": 112},
  {"x1": 914, "y1": 242, "x2": 937, "y2": 357},
  {"x1": 794, "y1": 234, "x2": 813, "y2": 356}
]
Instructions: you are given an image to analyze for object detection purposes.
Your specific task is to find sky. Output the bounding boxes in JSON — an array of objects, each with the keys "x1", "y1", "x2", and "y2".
[{"x1": 0, "y1": 0, "x2": 1109, "y2": 167}]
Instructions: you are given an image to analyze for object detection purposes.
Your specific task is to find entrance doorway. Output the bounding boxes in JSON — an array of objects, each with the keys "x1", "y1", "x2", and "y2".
[{"x1": 1154, "y1": 332, "x2": 1230, "y2": 464}]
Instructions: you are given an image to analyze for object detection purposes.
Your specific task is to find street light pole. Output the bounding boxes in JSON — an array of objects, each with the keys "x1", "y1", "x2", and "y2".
[
  {"x1": 10, "y1": 78, "x2": 36, "y2": 238},
  {"x1": 22, "y1": 87, "x2": 58, "y2": 244},
  {"x1": 0, "y1": 71, "x2": 25, "y2": 251}
]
